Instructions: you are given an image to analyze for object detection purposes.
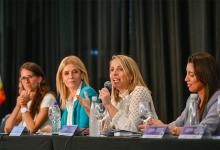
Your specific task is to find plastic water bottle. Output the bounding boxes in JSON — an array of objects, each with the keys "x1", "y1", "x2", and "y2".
[
  {"x1": 187, "y1": 93, "x2": 199, "y2": 126},
  {"x1": 49, "y1": 103, "x2": 61, "y2": 134},
  {"x1": 89, "y1": 96, "x2": 99, "y2": 136}
]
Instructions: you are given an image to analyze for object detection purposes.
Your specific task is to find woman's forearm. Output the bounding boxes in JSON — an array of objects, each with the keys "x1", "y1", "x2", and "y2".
[
  {"x1": 104, "y1": 103, "x2": 118, "y2": 118},
  {"x1": 4, "y1": 105, "x2": 21, "y2": 133}
]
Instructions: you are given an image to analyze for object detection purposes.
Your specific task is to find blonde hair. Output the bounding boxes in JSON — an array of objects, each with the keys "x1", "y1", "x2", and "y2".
[
  {"x1": 110, "y1": 55, "x2": 150, "y2": 102},
  {"x1": 56, "y1": 56, "x2": 89, "y2": 108}
]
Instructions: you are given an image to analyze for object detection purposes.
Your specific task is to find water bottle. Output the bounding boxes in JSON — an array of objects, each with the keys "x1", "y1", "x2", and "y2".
[
  {"x1": 49, "y1": 103, "x2": 61, "y2": 134},
  {"x1": 89, "y1": 96, "x2": 99, "y2": 136},
  {"x1": 187, "y1": 93, "x2": 199, "y2": 126}
]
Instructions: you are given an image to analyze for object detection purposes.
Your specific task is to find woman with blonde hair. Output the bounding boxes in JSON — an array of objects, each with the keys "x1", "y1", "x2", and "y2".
[
  {"x1": 56, "y1": 56, "x2": 97, "y2": 128},
  {"x1": 79, "y1": 55, "x2": 158, "y2": 132},
  {"x1": 99, "y1": 55, "x2": 157, "y2": 132}
]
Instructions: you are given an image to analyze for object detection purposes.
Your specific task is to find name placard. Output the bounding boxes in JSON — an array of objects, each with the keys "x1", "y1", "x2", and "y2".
[
  {"x1": 9, "y1": 125, "x2": 25, "y2": 136},
  {"x1": 178, "y1": 126, "x2": 205, "y2": 139},
  {"x1": 142, "y1": 126, "x2": 168, "y2": 138},
  {"x1": 59, "y1": 125, "x2": 78, "y2": 136},
  {"x1": 212, "y1": 136, "x2": 220, "y2": 139},
  {"x1": 113, "y1": 130, "x2": 142, "y2": 137}
]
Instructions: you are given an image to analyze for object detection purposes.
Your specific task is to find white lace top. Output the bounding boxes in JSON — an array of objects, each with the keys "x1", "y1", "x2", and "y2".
[{"x1": 106, "y1": 86, "x2": 158, "y2": 132}]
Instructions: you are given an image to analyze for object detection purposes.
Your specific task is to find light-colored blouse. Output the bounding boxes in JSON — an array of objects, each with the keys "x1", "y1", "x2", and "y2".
[
  {"x1": 105, "y1": 86, "x2": 158, "y2": 132},
  {"x1": 170, "y1": 90, "x2": 220, "y2": 135}
]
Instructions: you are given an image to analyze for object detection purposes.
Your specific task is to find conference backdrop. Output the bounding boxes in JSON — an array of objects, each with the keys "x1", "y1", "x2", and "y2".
[{"x1": 0, "y1": 0, "x2": 220, "y2": 122}]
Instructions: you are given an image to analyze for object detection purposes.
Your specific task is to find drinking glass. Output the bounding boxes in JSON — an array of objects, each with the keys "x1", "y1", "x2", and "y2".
[
  {"x1": 139, "y1": 101, "x2": 153, "y2": 123},
  {"x1": 188, "y1": 97, "x2": 199, "y2": 126}
]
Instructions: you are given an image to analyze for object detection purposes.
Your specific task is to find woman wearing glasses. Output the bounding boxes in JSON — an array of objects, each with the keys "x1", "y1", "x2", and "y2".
[{"x1": 4, "y1": 62, "x2": 56, "y2": 133}]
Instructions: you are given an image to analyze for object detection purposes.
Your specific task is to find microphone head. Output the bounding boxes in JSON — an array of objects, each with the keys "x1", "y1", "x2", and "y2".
[{"x1": 104, "y1": 81, "x2": 112, "y2": 93}]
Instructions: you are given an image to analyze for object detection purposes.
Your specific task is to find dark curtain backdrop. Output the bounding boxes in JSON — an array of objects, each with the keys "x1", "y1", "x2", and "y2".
[{"x1": 1, "y1": 0, "x2": 220, "y2": 123}]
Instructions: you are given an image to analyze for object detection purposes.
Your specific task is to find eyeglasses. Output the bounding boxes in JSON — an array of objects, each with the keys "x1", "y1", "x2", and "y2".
[{"x1": 20, "y1": 75, "x2": 35, "y2": 82}]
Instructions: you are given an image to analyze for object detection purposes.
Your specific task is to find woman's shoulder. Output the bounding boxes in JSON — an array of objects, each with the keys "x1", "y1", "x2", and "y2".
[
  {"x1": 40, "y1": 93, "x2": 56, "y2": 108},
  {"x1": 131, "y1": 86, "x2": 151, "y2": 95},
  {"x1": 212, "y1": 90, "x2": 220, "y2": 99},
  {"x1": 44, "y1": 92, "x2": 56, "y2": 99},
  {"x1": 208, "y1": 90, "x2": 220, "y2": 105},
  {"x1": 42, "y1": 92, "x2": 56, "y2": 102},
  {"x1": 129, "y1": 86, "x2": 152, "y2": 101}
]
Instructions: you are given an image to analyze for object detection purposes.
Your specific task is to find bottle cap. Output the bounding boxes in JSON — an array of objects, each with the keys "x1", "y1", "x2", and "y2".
[{"x1": 92, "y1": 96, "x2": 97, "y2": 102}]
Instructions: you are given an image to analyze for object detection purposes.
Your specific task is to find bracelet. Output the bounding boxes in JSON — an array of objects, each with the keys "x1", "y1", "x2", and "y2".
[{"x1": 20, "y1": 107, "x2": 29, "y2": 113}]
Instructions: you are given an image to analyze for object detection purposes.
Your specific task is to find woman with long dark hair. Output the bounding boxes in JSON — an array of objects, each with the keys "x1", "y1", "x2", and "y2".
[
  {"x1": 4, "y1": 62, "x2": 56, "y2": 133},
  {"x1": 139, "y1": 52, "x2": 220, "y2": 135}
]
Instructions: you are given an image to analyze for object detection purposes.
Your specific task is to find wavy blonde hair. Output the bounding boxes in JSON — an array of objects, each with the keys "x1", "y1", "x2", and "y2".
[
  {"x1": 56, "y1": 56, "x2": 89, "y2": 108},
  {"x1": 110, "y1": 55, "x2": 150, "y2": 103}
]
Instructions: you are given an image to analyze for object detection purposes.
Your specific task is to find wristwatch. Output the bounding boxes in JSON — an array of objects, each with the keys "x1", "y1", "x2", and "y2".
[{"x1": 20, "y1": 107, "x2": 29, "y2": 113}]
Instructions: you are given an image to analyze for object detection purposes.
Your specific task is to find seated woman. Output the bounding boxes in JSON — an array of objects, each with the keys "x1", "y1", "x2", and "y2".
[
  {"x1": 79, "y1": 55, "x2": 158, "y2": 132},
  {"x1": 139, "y1": 52, "x2": 220, "y2": 135},
  {"x1": 4, "y1": 62, "x2": 56, "y2": 133},
  {"x1": 56, "y1": 56, "x2": 97, "y2": 129}
]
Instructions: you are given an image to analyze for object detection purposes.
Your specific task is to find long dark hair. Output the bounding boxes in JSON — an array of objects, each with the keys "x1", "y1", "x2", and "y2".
[
  {"x1": 19, "y1": 62, "x2": 52, "y2": 118},
  {"x1": 188, "y1": 52, "x2": 220, "y2": 120}
]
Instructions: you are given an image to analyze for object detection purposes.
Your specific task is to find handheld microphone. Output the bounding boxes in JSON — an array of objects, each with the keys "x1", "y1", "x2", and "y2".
[
  {"x1": 104, "y1": 81, "x2": 112, "y2": 93},
  {"x1": 98, "y1": 81, "x2": 112, "y2": 104}
]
